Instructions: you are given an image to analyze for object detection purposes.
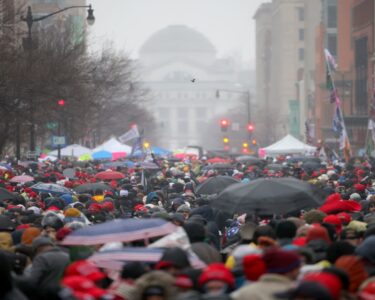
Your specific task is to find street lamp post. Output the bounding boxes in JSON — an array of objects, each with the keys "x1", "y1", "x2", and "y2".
[{"x1": 21, "y1": 4, "x2": 95, "y2": 158}]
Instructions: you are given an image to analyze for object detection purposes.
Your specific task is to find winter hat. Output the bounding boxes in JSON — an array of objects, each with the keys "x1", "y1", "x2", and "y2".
[
  {"x1": 275, "y1": 281, "x2": 333, "y2": 300},
  {"x1": 242, "y1": 254, "x2": 266, "y2": 281},
  {"x1": 320, "y1": 193, "x2": 362, "y2": 214},
  {"x1": 64, "y1": 208, "x2": 81, "y2": 218},
  {"x1": 326, "y1": 241, "x2": 355, "y2": 264},
  {"x1": 60, "y1": 194, "x2": 73, "y2": 206},
  {"x1": 355, "y1": 184, "x2": 366, "y2": 192},
  {"x1": 156, "y1": 247, "x2": 191, "y2": 270},
  {"x1": 61, "y1": 275, "x2": 107, "y2": 299},
  {"x1": 56, "y1": 227, "x2": 73, "y2": 241},
  {"x1": 358, "y1": 279, "x2": 375, "y2": 300},
  {"x1": 32, "y1": 236, "x2": 54, "y2": 251},
  {"x1": 335, "y1": 255, "x2": 368, "y2": 293},
  {"x1": 21, "y1": 227, "x2": 41, "y2": 246},
  {"x1": 323, "y1": 215, "x2": 343, "y2": 235},
  {"x1": 65, "y1": 260, "x2": 106, "y2": 282},
  {"x1": 346, "y1": 220, "x2": 367, "y2": 234},
  {"x1": 356, "y1": 236, "x2": 375, "y2": 263},
  {"x1": 303, "y1": 272, "x2": 342, "y2": 300},
  {"x1": 262, "y1": 247, "x2": 301, "y2": 274},
  {"x1": 306, "y1": 224, "x2": 331, "y2": 244},
  {"x1": 350, "y1": 193, "x2": 361, "y2": 201},
  {"x1": 101, "y1": 201, "x2": 114, "y2": 212},
  {"x1": 183, "y1": 222, "x2": 205, "y2": 243},
  {"x1": 303, "y1": 209, "x2": 327, "y2": 224},
  {"x1": 337, "y1": 212, "x2": 352, "y2": 225},
  {"x1": 177, "y1": 204, "x2": 191, "y2": 214},
  {"x1": 198, "y1": 263, "x2": 235, "y2": 288},
  {"x1": 146, "y1": 192, "x2": 159, "y2": 204},
  {"x1": 0, "y1": 232, "x2": 13, "y2": 251},
  {"x1": 276, "y1": 220, "x2": 297, "y2": 239}
]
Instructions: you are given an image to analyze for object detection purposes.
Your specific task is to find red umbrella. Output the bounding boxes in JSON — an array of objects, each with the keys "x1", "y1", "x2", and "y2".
[
  {"x1": 207, "y1": 157, "x2": 231, "y2": 164},
  {"x1": 95, "y1": 170, "x2": 125, "y2": 180},
  {"x1": 10, "y1": 175, "x2": 34, "y2": 183}
]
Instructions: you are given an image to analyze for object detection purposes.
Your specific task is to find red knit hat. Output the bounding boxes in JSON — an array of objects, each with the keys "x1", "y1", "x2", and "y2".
[
  {"x1": 336, "y1": 212, "x2": 352, "y2": 225},
  {"x1": 335, "y1": 255, "x2": 368, "y2": 293},
  {"x1": 354, "y1": 183, "x2": 366, "y2": 192},
  {"x1": 198, "y1": 263, "x2": 235, "y2": 288},
  {"x1": 262, "y1": 248, "x2": 301, "y2": 274},
  {"x1": 306, "y1": 224, "x2": 331, "y2": 244},
  {"x1": 292, "y1": 237, "x2": 307, "y2": 247},
  {"x1": 303, "y1": 272, "x2": 342, "y2": 300},
  {"x1": 323, "y1": 215, "x2": 343, "y2": 235},
  {"x1": 243, "y1": 254, "x2": 266, "y2": 281}
]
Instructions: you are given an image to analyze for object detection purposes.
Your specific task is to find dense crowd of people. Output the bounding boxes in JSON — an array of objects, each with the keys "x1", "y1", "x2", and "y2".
[{"x1": 1, "y1": 154, "x2": 375, "y2": 300}]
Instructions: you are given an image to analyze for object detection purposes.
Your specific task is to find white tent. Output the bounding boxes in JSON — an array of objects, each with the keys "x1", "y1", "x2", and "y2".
[
  {"x1": 49, "y1": 144, "x2": 92, "y2": 158},
  {"x1": 262, "y1": 134, "x2": 317, "y2": 156},
  {"x1": 92, "y1": 137, "x2": 132, "y2": 154}
]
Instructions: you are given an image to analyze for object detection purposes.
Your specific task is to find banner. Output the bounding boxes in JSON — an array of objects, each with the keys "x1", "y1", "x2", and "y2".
[{"x1": 118, "y1": 125, "x2": 140, "y2": 143}]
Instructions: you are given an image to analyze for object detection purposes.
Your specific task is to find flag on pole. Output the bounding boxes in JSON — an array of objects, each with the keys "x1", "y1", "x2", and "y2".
[
  {"x1": 324, "y1": 48, "x2": 338, "y2": 71},
  {"x1": 118, "y1": 125, "x2": 140, "y2": 143}
]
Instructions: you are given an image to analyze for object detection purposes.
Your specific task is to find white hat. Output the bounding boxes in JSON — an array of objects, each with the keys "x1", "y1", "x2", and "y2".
[{"x1": 119, "y1": 189, "x2": 129, "y2": 197}]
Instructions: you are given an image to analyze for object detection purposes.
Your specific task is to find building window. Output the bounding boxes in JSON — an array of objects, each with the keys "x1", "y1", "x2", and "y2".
[
  {"x1": 327, "y1": 34, "x2": 337, "y2": 57},
  {"x1": 177, "y1": 107, "x2": 188, "y2": 119},
  {"x1": 327, "y1": 5, "x2": 337, "y2": 28},
  {"x1": 299, "y1": 8, "x2": 305, "y2": 21},
  {"x1": 299, "y1": 48, "x2": 304, "y2": 61},
  {"x1": 299, "y1": 29, "x2": 304, "y2": 41}
]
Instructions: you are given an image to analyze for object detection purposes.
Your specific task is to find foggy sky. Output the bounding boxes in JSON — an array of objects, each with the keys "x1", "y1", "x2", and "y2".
[{"x1": 88, "y1": 0, "x2": 267, "y2": 67}]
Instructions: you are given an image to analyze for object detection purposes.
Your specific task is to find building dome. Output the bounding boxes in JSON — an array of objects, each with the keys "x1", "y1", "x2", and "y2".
[{"x1": 139, "y1": 25, "x2": 216, "y2": 55}]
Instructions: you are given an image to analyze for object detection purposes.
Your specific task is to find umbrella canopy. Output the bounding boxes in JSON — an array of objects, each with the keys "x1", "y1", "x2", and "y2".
[
  {"x1": 103, "y1": 161, "x2": 135, "y2": 169},
  {"x1": 203, "y1": 163, "x2": 233, "y2": 171},
  {"x1": 235, "y1": 155, "x2": 262, "y2": 165},
  {"x1": 0, "y1": 188, "x2": 16, "y2": 201},
  {"x1": 49, "y1": 144, "x2": 92, "y2": 158},
  {"x1": 151, "y1": 146, "x2": 171, "y2": 156},
  {"x1": 0, "y1": 163, "x2": 12, "y2": 171},
  {"x1": 207, "y1": 157, "x2": 231, "y2": 164},
  {"x1": 60, "y1": 218, "x2": 177, "y2": 245},
  {"x1": 196, "y1": 176, "x2": 240, "y2": 195},
  {"x1": 95, "y1": 170, "x2": 125, "y2": 180},
  {"x1": 89, "y1": 247, "x2": 205, "y2": 271},
  {"x1": 92, "y1": 150, "x2": 112, "y2": 160},
  {"x1": 9, "y1": 175, "x2": 34, "y2": 183},
  {"x1": 74, "y1": 183, "x2": 111, "y2": 194},
  {"x1": 31, "y1": 183, "x2": 72, "y2": 195},
  {"x1": 212, "y1": 177, "x2": 324, "y2": 215},
  {"x1": 266, "y1": 164, "x2": 285, "y2": 171},
  {"x1": 302, "y1": 161, "x2": 321, "y2": 171}
]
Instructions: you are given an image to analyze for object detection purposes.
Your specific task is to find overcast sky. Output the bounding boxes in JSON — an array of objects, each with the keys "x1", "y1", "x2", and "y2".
[{"x1": 88, "y1": 0, "x2": 267, "y2": 68}]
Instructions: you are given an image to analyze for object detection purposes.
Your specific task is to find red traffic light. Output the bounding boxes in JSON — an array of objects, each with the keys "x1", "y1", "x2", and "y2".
[
  {"x1": 247, "y1": 124, "x2": 254, "y2": 132},
  {"x1": 220, "y1": 119, "x2": 229, "y2": 126},
  {"x1": 57, "y1": 99, "x2": 65, "y2": 106}
]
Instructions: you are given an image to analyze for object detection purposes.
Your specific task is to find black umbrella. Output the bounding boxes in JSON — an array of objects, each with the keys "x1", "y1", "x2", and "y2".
[
  {"x1": 0, "y1": 188, "x2": 16, "y2": 201},
  {"x1": 212, "y1": 177, "x2": 324, "y2": 215},
  {"x1": 0, "y1": 215, "x2": 15, "y2": 231},
  {"x1": 74, "y1": 183, "x2": 111, "y2": 194},
  {"x1": 196, "y1": 176, "x2": 240, "y2": 195},
  {"x1": 302, "y1": 161, "x2": 321, "y2": 171},
  {"x1": 266, "y1": 164, "x2": 285, "y2": 171},
  {"x1": 235, "y1": 155, "x2": 262, "y2": 165}
]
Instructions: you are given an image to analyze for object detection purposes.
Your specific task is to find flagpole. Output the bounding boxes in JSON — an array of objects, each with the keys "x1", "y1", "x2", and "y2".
[{"x1": 324, "y1": 48, "x2": 352, "y2": 160}]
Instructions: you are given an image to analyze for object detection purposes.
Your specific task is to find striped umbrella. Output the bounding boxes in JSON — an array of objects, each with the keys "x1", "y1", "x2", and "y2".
[
  {"x1": 89, "y1": 247, "x2": 205, "y2": 270},
  {"x1": 10, "y1": 175, "x2": 34, "y2": 183},
  {"x1": 60, "y1": 218, "x2": 177, "y2": 246}
]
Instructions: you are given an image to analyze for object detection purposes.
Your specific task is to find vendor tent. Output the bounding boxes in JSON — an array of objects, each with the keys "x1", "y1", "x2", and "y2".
[
  {"x1": 49, "y1": 144, "x2": 92, "y2": 158},
  {"x1": 261, "y1": 134, "x2": 316, "y2": 156},
  {"x1": 92, "y1": 137, "x2": 132, "y2": 154}
]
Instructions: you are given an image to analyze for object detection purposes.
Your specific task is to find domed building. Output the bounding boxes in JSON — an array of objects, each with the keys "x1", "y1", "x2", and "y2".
[{"x1": 139, "y1": 25, "x2": 243, "y2": 150}]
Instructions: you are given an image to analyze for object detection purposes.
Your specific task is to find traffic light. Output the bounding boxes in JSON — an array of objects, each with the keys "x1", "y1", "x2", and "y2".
[
  {"x1": 242, "y1": 142, "x2": 249, "y2": 148},
  {"x1": 57, "y1": 99, "x2": 65, "y2": 106},
  {"x1": 247, "y1": 123, "x2": 254, "y2": 132},
  {"x1": 242, "y1": 142, "x2": 249, "y2": 154},
  {"x1": 252, "y1": 139, "x2": 257, "y2": 146},
  {"x1": 143, "y1": 141, "x2": 150, "y2": 149},
  {"x1": 223, "y1": 137, "x2": 230, "y2": 144},
  {"x1": 220, "y1": 119, "x2": 229, "y2": 132}
]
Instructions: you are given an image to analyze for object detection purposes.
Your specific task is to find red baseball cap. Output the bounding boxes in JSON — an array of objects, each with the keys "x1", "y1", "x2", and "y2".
[
  {"x1": 62, "y1": 276, "x2": 107, "y2": 299},
  {"x1": 65, "y1": 260, "x2": 106, "y2": 282}
]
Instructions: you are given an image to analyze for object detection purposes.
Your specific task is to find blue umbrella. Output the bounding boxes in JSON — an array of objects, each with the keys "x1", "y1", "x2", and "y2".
[
  {"x1": 0, "y1": 163, "x2": 12, "y2": 171},
  {"x1": 102, "y1": 160, "x2": 135, "y2": 168},
  {"x1": 31, "y1": 182, "x2": 73, "y2": 195},
  {"x1": 151, "y1": 146, "x2": 171, "y2": 156},
  {"x1": 92, "y1": 150, "x2": 112, "y2": 160},
  {"x1": 60, "y1": 218, "x2": 177, "y2": 245}
]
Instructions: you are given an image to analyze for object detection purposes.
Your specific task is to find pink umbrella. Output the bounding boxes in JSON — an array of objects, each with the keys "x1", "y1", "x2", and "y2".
[{"x1": 10, "y1": 175, "x2": 34, "y2": 183}]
